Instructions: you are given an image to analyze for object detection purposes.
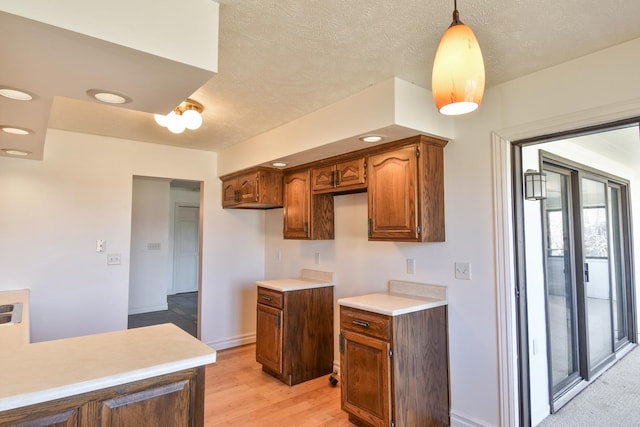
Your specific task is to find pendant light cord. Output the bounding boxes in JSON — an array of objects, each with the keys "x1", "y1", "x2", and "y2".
[{"x1": 452, "y1": 0, "x2": 461, "y2": 25}]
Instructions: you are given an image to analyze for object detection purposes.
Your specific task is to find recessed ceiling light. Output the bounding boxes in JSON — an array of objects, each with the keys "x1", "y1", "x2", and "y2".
[
  {"x1": 271, "y1": 161, "x2": 288, "y2": 168},
  {"x1": 1, "y1": 148, "x2": 31, "y2": 156},
  {"x1": 0, "y1": 87, "x2": 34, "y2": 101},
  {"x1": 359, "y1": 135, "x2": 384, "y2": 143},
  {"x1": 1, "y1": 126, "x2": 33, "y2": 135},
  {"x1": 86, "y1": 89, "x2": 131, "y2": 104}
]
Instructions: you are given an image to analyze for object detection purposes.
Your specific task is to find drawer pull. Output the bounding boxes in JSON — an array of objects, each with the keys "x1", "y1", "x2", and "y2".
[
  {"x1": 261, "y1": 295, "x2": 273, "y2": 301},
  {"x1": 352, "y1": 319, "x2": 370, "y2": 328}
]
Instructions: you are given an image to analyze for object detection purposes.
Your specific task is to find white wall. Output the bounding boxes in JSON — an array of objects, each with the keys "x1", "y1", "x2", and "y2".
[
  {"x1": 0, "y1": 129, "x2": 265, "y2": 348},
  {"x1": 129, "y1": 176, "x2": 171, "y2": 314}
]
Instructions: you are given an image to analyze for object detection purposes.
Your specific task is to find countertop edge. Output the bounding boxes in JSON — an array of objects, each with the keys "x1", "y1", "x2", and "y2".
[
  {"x1": 338, "y1": 298, "x2": 447, "y2": 316},
  {"x1": 0, "y1": 352, "x2": 216, "y2": 412},
  {"x1": 256, "y1": 280, "x2": 334, "y2": 292}
]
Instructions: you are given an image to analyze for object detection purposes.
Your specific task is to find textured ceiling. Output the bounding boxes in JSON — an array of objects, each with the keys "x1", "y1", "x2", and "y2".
[{"x1": 3, "y1": 0, "x2": 640, "y2": 159}]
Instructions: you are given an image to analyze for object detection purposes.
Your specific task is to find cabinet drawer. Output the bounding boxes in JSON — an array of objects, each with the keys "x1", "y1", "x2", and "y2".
[
  {"x1": 340, "y1": 306, "x2": 390, "y2": 341},
  {"x1": 257, "y1": 287, "x2": 283, "y2": 309}
]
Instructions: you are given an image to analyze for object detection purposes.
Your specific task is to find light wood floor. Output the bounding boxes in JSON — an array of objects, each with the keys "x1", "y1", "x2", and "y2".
[{"x1": 204, "y1": 344, "x2": 353, "y2": 426}]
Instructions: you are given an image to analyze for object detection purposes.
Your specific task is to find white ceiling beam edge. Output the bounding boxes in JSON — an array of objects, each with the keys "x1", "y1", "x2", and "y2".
[
  {"x1": 218, "y1": 78, "x2": 454, "y2": 175},
  {"x1": 0, "y1": 0, "x2": 219, "y2": 72}
]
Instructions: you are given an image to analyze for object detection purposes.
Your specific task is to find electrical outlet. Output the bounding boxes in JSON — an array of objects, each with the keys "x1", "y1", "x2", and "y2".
[
  {"x1": 96, "y1": 239, "x2": 106, "y2": 253},
  {"x1": 406, "y1": 258, "x2": 416, "y2": 274},
  {"x1": 455, "y1": 262, "x2": 471, "y2": 280},
  {"x1": 314, "y1": 252, "x2": 321, "y2": 265},
  {"x1": 107, "y1": 253, "x2": 121, "y2": 265}
]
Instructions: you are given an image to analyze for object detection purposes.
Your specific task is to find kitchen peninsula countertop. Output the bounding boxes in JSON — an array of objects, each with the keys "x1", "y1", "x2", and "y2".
[
  {"x1": 0, "y1": 323, "x2": 216, "y2": 411},
  {"x1": 338, "y1": 280, "x2": 447, "y2": 316}
]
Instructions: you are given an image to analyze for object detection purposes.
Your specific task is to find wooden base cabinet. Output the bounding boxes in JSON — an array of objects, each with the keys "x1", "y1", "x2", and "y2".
[
  {"x1": 340, "y1": 306, "x2": 450, "y2": 427},
  {"x1": 256, "y1": 285, "x2": 334, "y2": 385},
  {"x1": 0, "y1": 367, "x2": 205, "y2": 427}
]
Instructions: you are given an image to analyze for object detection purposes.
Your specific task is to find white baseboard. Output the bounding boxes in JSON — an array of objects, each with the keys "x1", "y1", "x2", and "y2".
[
  {"x1": 450, "y1": 410, "x2": 494, "y2": 427},
  {"x1": 128, "y1": 303, "x2": 168, "y2": 315},
  {"x1": 205, "y1": 333, "x2": 256, "y2": 350}
]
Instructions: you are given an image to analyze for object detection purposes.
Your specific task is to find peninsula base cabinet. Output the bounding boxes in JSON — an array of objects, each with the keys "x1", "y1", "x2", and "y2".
[
  {"x1": 339, "y1": 306, "x2": 450, "y2": 427},
  {"x1": 256, "y1": 285, "x2": 334, "y2": 386},
  {"x1": 0, "y1": 367, "x2": 205, "y2": 427}
]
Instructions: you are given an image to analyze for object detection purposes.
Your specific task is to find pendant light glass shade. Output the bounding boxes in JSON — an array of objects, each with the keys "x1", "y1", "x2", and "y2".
[{"x1": 432, "y1": 2, "x2": 485, "y2": 115}]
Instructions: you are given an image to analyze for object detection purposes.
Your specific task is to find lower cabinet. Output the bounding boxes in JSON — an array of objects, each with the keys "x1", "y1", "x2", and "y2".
[
  {"x1": 256, "y1": 285, "x2": 334, "y2": 385},
  {"x1": 0, "y1": 367, "x2": 205, "y2": 427},
  {"x1": 340, "y1": 306, "x2": 450, "y2": 427}
]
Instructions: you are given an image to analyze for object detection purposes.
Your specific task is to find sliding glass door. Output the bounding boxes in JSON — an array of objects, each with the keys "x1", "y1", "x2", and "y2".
[
  {"x1": 544, "y1": 167, "x2": 580, "y2": 396},
  {"x1": 543, "y1": 157, "x2": 632, "y2": 408}
]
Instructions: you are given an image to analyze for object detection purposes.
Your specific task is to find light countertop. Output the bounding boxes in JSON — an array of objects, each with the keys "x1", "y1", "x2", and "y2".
[
  {"x1": 257, "y1": 278, "x2": 334, "y2": 292},
  {"x1": 338, "y1": 281, "x2": 447, "y2": 316},
  {"x1": 0, "y1": 323, "x2": 216, "y2": 411},
  {"x1": 257, "y1": 269, "x2": 334, "y2": 292}
]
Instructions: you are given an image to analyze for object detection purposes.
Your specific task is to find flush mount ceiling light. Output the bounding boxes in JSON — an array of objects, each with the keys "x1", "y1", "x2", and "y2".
[
  {"x1": 1, "y1": 148, "x2": 31, "y2": 156},
  {"x1": 359, "y1": 135, "x2": 384, "y2": 143},
  {"x1": 154, "y1": 99, "x2": 204, "y2": 134},
  {"x1": 271, "y1": 161, "x2": 288, "y2": 168},
  {"x1": 432, "y1": 0, "x2": 485, "y2": 115},
  {"x1": 86, "y1": 89, "x2": 132, "y2": 104},
  {"x1": 0, "y1": 87, "x2": 34, "y2": 101},
  {"x1": 0, "y1": 126, "x2": 33, "y2": 135}
]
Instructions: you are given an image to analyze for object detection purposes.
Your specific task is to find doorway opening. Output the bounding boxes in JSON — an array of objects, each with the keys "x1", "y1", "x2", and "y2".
[
  {"x1": 127, "y1": 177, "x2": 202, "y2": 338},
  {"x1": 515, "y1": 121, "x2": 638, "y2": 425}
]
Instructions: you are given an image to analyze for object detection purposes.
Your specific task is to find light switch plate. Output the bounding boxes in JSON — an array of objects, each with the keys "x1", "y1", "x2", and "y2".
[{"x1": 455, "y1": 262, "x2": 471, "y2": 280}]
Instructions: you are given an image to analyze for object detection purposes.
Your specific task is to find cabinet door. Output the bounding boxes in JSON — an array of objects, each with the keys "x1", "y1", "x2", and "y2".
[
  {"x1": 311, "y1": 158, "x2": 367, "y2": 194},
  {"x1": 368, "y1": 145, "x2": 419, "y2": 241},
  {"x1": 99, "y1": 380, "x2": 192, "y2": 427},
  {"x1": 0, "y1": 408, "x2": 79, "y2": 427},
  {"x1": 311, "y1": 164, "x2": 336, "y2": 193},
  {"x1": 340, "y1": 330, "x2": 392, "y2": 427},
  {"x1": 236, "y1": 172, "x2": 259, "y2": 204},
  {"x1": 283, "y1": 170, "x2": 311, "y2": 239},
  {"x1": 256, "y1": 303, "x2": 283, "y2": 375},
  {"x1": 334, "y1": 158, "x2": 366, "y2": 192},
  {"x1": 222, "y1": 178, "x2": 239, "y2": 207}
]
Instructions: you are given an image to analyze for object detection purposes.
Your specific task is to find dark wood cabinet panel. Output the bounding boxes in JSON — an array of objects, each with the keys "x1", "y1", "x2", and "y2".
[
  {"x1": 256, "y1": 286, "x2": 334, "y2": 386},
  {"x1": 100, "y1": 380, "x2": 191, "y2": 427},
  {"x1": 0, "y1": 368, "x2": 206, "y2": 427},
  {"x1": 341, "y1": 330, "x2": 391, "y2": 427},
  {"x1": 312, "y1": 157, "x2": 367, "y2": 194},
  {"x1": 283, "y1": 169, "x2": 334, "y2": 240},
  {"x1": 368, "y1": 136, "x2": 447, "y2": 242},
  {"x1": 368, "y1": 145, "x2": 418, "y2": 241},
  {"x1": 221, "y1": 167, "x2": 283, "y2": 209},
  {"x1": 339, "y1": 305, "x2": 450, "y2": 426},
  {"x1": 255, "y1": 303, "x2": 283, "y2": 375}
]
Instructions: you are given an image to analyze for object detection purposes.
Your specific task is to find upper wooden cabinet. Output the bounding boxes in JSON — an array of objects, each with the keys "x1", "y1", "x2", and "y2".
[
  {"x1": 368, "y1": 136, "x2": 447, "y2": 242},
  {"x1": 283, "y1": 169, "x2": 334, "y2": 240},
  {"x1": 311, "y1": 157, "x2": 367, "y2": 194},
  {"x1": 221, "y1": 167, "x2": 283, "y2": 209}
]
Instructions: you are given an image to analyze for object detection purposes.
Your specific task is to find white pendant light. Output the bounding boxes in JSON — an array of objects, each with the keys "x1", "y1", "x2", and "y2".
[{"x1": 432, "y1": 0, "x2": 485, "y2": 115}]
